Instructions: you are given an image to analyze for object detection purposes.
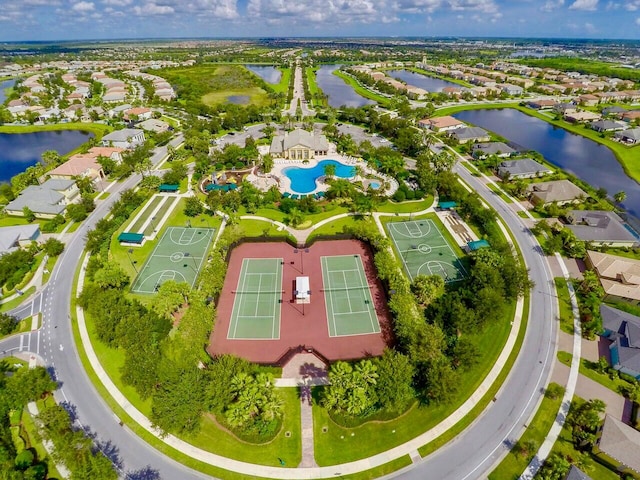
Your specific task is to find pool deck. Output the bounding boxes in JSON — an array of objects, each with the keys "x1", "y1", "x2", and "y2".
[{"x1": 250, "y1": 154, "x2": 397, "y2": 196}]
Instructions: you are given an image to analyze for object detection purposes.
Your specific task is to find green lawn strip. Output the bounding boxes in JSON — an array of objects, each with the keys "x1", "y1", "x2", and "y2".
[
  {"x1": 21, "y1": 407, "x2": 63, "y2": 479},
  {"x1": 556, "y1": 351, "x2": 629, "y2": 395},
  {"x1": 554, "y1": 278, "x2": 575, "y2": 335},
  {"x1": 486, "y1": 182, "x2": 514, "y2": 203},
  {"x1": 305, "y1": 67, "x2": 322, "y2": 108},
  {"x1": 405, "y1": 67, "x2": 474, "y2": 88},
  {"x1": 488, "y1": 387, "x2": 563, "y2": 480},
  {"x1": 334, "y1": 455, "x2": 413, "y2": 480},
  {"x1": 0, "y1": 317, "x2": 31, "y2": 341},
  {"x1": 0, "y1": 216, "x2": 70, "y2": 233},
  {"x1": 129, "y1": 195, "x2": 163, "y2": 232},
  {"x1": 0, "y1": 122, "x2": 112, "y2": 138},
  {"x1": 332, "y1": 70, "x2": 390, "y2": 106},
  {"x1": 271, "y1": 67, "x2": 291, "y2": 95},
  {"x1": 71, "y1": 258, "x2": 298, "y2": 479},
  {"x1": 375, "y1": 195, "x2": 434, "y2": 213},
  {"x1": 308, "y1": 216, "x2": 361, "y2": 240},
  {"x1": 0, "y1": 286, "x2": 36, "y2": 313},
  {"x1": 41, "y1": 254, "x2": 58, "y2": 285},
  {"x1": 237, "y1": 218, "x2": 292, "y2": 240},
  {"x1": 540, "y1": 395, "x2": 620, "y2": 480},
  {"x1": 242, "y1": 204, "x2": 350, "y2": 226},
  {"x1": 434, "y1": 102, "x2": 640, "y2": 183}
]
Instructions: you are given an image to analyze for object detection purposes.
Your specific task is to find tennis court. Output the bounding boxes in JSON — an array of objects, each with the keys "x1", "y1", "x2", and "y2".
[
  {"x1": 227, "y1": 258, "x2": 283, "y2": 340},
  {"x1": 388, "y1": 219, "x2": 467, "y2": 283},
  {"x1": 130, "y1": 227, "x2": 215, "y2": 294},
  {"x1": 321, "y1": 255, "x2": 380, "y2": 337}
]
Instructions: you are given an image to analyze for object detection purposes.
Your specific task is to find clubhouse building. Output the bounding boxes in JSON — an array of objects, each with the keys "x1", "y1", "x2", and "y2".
[{"x1": 270, "y1": 128, "x2": 330, "y2": 160}]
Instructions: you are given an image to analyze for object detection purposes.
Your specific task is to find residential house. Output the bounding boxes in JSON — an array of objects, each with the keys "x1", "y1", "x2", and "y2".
[
  {"x1": 48, "y1": 154, "x2": 104, "y2": 184},
  {"x1": 567, "y1": 211, "x2": 640, "y2": 248},
  {"x1": 554, "y1": 103, "x2": 577, "y2": 115},
  {"x1": 269, "y1": 128, "x2": 330, "y2": 160},
  {"x1": 527, "y1": 99, "x2": 557, "y2": 110},
  {"x1": 138, "y1": 118, "x2": 170, "y2": 134},
  {"x1": 419, "y1": 116, "x2": 465, "y2": 132},
  {"x1": 124, "y1": 107, "x2": 153, "y2": 121},
  {"x1": 591, "y1": 120, "x2": 628, "y2": 133},
  {"x1": 563, "y1": 466, "x2": 592, "y2": 480},
  {"x1": 497, "y1": 158, "x2": 552, "y2": 179},
  {"x1": 587, "y1": 251, "x2": 640, "y2": 305},
  {"x1": 101, "y1": 128, "x2": 145, "y2": 149},
  {"x1": 602, "y1": 106, "x2": 627, "y2": 117},
  {"x1": 599, "y1": 305, "x2": 640, "y2": 379},
  {"x1": 442, "y1": 86, "x2": 463, "y2": 97},
  {"x1": 577, "y1": 94, "x2": 599, "y2": 107},
  {"x1": 449, "y1": 126, "x2": 490, "y2": 144},
  {"x1": 564, "y1": 111, "x2": 601, "y2": 123},
  {"x1": 621, "y1": 110, "x2": 640, "y2": 123},
  {"x1": 594, "y1": 415, "x2": 640, "y2": 476},
  {"x1": 615, "y1": 128, "x2": 640, "y2": 145},
  {"x1": 527, "y1": 179, "x2": 587, "y2": 205},
  {"x1": 87, "y1": 146, "x2": 124, "y2": 163},
  {"x1": 4, "y1": 179, "x2": 80, "y2": 219},
  {"x1": 471, "y1": 142, "x2": 516, "y2": 159},
  {"x1": 499, "y1": 84, "x2": 523, "y2": 96},
  {"x1": 0, "y1": 225, "x2": 41, "y2": 255},
  {"x1": 108, "y1": 104, "x2": 133, "y2": 118}
]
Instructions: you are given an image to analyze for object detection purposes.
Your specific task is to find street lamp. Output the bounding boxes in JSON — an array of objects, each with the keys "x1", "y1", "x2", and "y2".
[
  {"x1": 293, "y1": 248, "x2": 310, "y2": 274},
  {"x1": 151, "y1": 216, "x2": 157, "y2": 232},
  {"x1": 126, "y1": 248, "x2": 138, "y2": 273},
  {"x1": 184, "y1": 252, "x2": 198, "y2": 270}
]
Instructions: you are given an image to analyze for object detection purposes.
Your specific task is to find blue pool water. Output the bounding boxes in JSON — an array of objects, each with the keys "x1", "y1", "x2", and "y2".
[
  {"x1": 283, "y1": 159, "x2": 355, "y2": 194},
  {"x1": 369, "y1": 181, "x2": 381, "y2": 190}
]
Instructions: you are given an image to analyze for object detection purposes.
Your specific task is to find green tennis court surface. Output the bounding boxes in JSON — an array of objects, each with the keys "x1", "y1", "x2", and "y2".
[
  {"x1": 321, "y1": 255, "x2": 380, "y2": 337},
  {"x1": 388, "y1": 219, "x2": 467, "y2": 283},
  {"x1": 130, "y1": 227, "x2": 215, "y2": 294},
  {"x1": 227, "y1": 258, "x2": 283, "y2": 340}
]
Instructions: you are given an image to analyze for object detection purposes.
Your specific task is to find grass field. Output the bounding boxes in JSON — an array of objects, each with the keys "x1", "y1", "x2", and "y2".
[
  {"x1": 128, "y1": 195, "x2": 163, "y2": 232},
  {"x1": 333, "y1": 70, "x2": 391, "y2": 106},
  {"x1": 554, "y1": 278, "x2": 575, "y2": 335}
]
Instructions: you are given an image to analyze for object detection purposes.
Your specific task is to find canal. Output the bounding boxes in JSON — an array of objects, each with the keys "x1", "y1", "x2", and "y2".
[
  {"x1": 387, "y1": 70, "x2": 461, "y2": 92},
  {"x1": 453, "y1": 108, "x2": 639, "y2": 219},
  {"x1": 315, "y1": 65, "x2": 376, "y2": 108},
  {"x1": 245, "y1": 65, "x2": 282, "y2": 84}
]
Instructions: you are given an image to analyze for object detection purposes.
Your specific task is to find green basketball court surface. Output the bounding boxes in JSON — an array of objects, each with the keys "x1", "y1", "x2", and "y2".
[
  {"x1": 227, "y1": 258, "x2": 283, "y2": 340},
  {"x1": 388, "y1": 219, "x2": 467, "y2": 283},
  {"x1": 321, "y1": 255, "x2": 380, "y2": 337},
  {"x1": 130, "y1": 227, "x2": 215, "y2": 294}
]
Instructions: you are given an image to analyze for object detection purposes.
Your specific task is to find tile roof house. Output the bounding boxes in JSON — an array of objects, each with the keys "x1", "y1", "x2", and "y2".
[
  {"x1": 269, "y1": 129, "x2": 330, "y2": 160},
  {"x1": 4, "y1": 179, "x2": 79, "y2": 219},
  {"x1": 0, "y1": 225, "x2": 41, "y2": 255},
  {"x1": 449, "y1": 126, "x2": 490, "y2": 144},
  {"x1": 497, "y1": 158, "x2": 552, "y2": 179},
  {"x1": 48, "y1": 154, "x2": 104, "y2": 183},
  {"x1": 594, "y1": 415, "x2": 640, "y2": 475},
  {"x1": 600, "y1": 304, "x2": 640, "y2": 379},
  {"x1": 124, "y1": 107, "x2": 153, "y2": 121},
  {"x1": 138, "y1": 118, "x2": 170, "y2": 134},
  {"x1": 101, "y1": 128, "x2": 145, "y2": 149},
  {"x1": 527, "y1": 179, "x2": 587, "y2": 205},
  {"x1": 614, "y1": 128, "x2": 640, "y2": 145},
  {"x1": 587, "y1": 250, "x2": 640, "y2": 305},
  {"x1": 564, "y1": 111, "x2": 601, "y2": 123},
  {"x1": 419, "y1": 116, "x2": 465, "y2": 132},
  {"x1": 471, "y1": 142, "x2": 516, "y2": 159},
  {"x1": 567, "y1": 211, "x2": 640, "y2": 247},
  {"x1": 527, "y1": 99, "x2": 557, "y2": 110}
]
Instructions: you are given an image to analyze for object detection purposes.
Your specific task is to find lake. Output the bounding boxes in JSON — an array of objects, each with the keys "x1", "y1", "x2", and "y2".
[
  {"x1": 386, "y1": 70, "x2": 460, "y2": 92},
  {"x1": 227, "y1": 95, "x2": 250, "y2": 105},
  {"x1": 0, "y1": 79, "x2": 16, "y2": 104},
  {"x1": 245, "y1": 65, "x2": 282, "y2": 84},
  {"x1": 315, "y1": 65, "x2": 376, "y2": 108},
  {"x1": 0, "y1": 130, "x2": 94, "y2": 183},
  {"x1": 453, "y1": 108, "x2": 639, "y2": 219}
]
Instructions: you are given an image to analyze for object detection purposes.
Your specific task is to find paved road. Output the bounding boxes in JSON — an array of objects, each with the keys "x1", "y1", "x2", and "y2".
[{"x1": 0, "y1": 127, "x2": 557, "y2": 480}]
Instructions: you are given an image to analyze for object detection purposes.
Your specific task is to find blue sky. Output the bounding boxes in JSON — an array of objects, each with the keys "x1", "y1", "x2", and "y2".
[{"x1": 1, "y1": 0, "x2": 639, "y2": 42}]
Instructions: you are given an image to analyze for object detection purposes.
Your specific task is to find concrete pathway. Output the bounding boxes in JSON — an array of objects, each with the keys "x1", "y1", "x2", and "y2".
[{"x1": 299, "y1": 387, "x2": 318, "y2": 468}]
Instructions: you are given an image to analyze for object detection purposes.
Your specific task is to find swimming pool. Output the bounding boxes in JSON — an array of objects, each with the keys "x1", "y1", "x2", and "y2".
[{"x1": 283, "y1": 159, "x2": 355, "y2": 194}]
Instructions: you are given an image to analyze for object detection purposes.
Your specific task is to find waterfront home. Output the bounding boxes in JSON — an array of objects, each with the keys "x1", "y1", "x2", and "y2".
[
  {"x1": 554, "y1": 103, "x2": 577, "y2": 115},
  {"x1": 527, "y1": 179, "x2": 587, "y2": 205},
  {"x1": 614, "y1": 128, "x2": 640, "y2": 145},
  {"x1": 4, "y1": 179, "x2": 80, "y2": 219},
  {"x1": 621, "y1": 110, "x2": 640, "y2": 122},
  {"x1": 594, "y1": 415, "x2": 640, "y2": 475},
  {"x1": 48, "y1": 154, "x2": 104, "y2": 184},
  {"x1": 567, "y1": 211, "x2": 640, "y2": 248},
  {"x1": 599, "y1": 305, "x2": 640, "y2": 379},
  {"x1": 602, "y1": 106, "x2": 627, "y2": 117},
  {"x1": 564, "y1": 110, "x2": 601, "y2": 123},
  {"x1": 497, "y1": 158, "x2": 552, "y2": 179},
  {"x1": 527, "y1": 99, "x2": 557, "y2": 110},
  {"x1": 419, "y1": 116, "x2": 465, "y2": 132},
  {"x1": 101, "y1": 128, "x2": 145, "y2": 149},
  {"x1": 471, "y1": 142, "x2": 516, "y2": 159},
  {"x1": 591, "y1": 120, "x2": 627, "y2": 133},
  {"x1": 449, "y1": 126, "x2": 490, "y2": 144},
  {"x1": 586, "y1": 251, "x2": 640, "y2": 305}
]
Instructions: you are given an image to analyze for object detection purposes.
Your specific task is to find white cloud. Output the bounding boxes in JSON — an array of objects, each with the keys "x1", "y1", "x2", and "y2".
[
  {"x1": 247, "y1": 0, "x2": 380, "y2": 25},
  {"x1": 448, "y1": 0, "x2": 498, "y2": 14},
  {"x1": 132, "y1": 3, "x2": 174, "y2": 15},
  {"x1": 625, "y1": 1, "x2": 640, "y2": 11},
  {"x1": 102, "y1": 0, "x2": 132, "y2": 6},
  {"x1": 568, "y1": 0, "x2": 598, "y2": 11},
  {"x1": 636, "y1": 16, "x2": 640, "y2": 24},
  {"x1": 72, "y1": 1, "x2": 95, "y2": 12},
  {"x1": 540, "y1": 0, "x2": 564, "y2": 12}
]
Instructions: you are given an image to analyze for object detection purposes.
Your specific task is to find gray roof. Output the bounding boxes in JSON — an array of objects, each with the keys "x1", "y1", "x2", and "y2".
[
  {"x1": 4, "y1": 178, "x2": 75, "y2": 216},
  {"x1": 598, "y1": 415, "x2": 640, "y2": 473},
  {"x1": 615, "y1": 128, "x2": 640, "y2": 141},
  {"x1": 0, "y1": 225, "x2": 40, "y2": 254},
  {"x1": 498, "y1": 158, "x2": 552, "y2": 177},
  {"x1": 564, "y1": 465, "x2": 592, "y2": 480},
  {"x1": 102, "y1": 128, "x2": 144, "y2": 142},
  {"x1": 567, "y1": 210, "x2": 639, "y2": 243},
  {"x1": 601, "y1": 304, "x2": 640, "y2": 340},
  {"x1": 603, "y1": 106, "x2": 626, "y2": 115},
  {"x1": 527, "y1": 179, "x2": 587, "y2": 203},
  {"x1": 471, "y1": 142, "x2": 515, "y2": 156},
  {"x1": 451, "y1": 126, "x2": 489, "y2": 141},
  {"x1": 592, "y1": 120, "x2": 625, "y2": 131},
  {"x1": 270, "y1": 129, "x2": 330, "y2": 154}
]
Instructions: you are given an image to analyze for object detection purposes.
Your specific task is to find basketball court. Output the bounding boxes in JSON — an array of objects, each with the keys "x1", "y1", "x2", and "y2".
[
  {"x1": 130, "y1": 227, "x2": 214, "y2": 294},
  {"x1": 387, "y1": 219, "x2": 467, "y2": 283},
  {"x1": 321, "y1": 255, "x2": 380, "y2": 337},
  {"x1": 227, "y1": 258, "x2": 283, "y2": 340}
]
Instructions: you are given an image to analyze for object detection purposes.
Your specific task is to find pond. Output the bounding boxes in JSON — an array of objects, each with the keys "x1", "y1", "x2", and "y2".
[
  {"x1": 283, "y1": 159, "x2": 355, "y2": 194},
  {"x1": 315, "y1": 65, "x2": 376, "y2": 108},
  {"x1": 227, "y1": 95, "x2": 250, "y2": 105},
  {"x1": 245, "y1": 65, "x2": 282, "y2": 84},
  {"x1": 453, "y1": 108, "x2": 639, "y2": 219},
  {"x1": 0, "y1": 79, "x2": 16, "y2": 104},
  {"x1": 386, "y1": 70, "x2": 461, "y2": 92},
  {"x1": 0, "y1": 129, "x2": 94, "y2": 183}
]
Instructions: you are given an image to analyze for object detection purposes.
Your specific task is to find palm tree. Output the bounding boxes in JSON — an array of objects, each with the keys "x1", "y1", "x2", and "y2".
[
  {"x1": 613, "y1": 190, "x2": 626, "y2": 204},
  {"x1": 323, "y1": 163, "x2": 336, "y2": 181}
]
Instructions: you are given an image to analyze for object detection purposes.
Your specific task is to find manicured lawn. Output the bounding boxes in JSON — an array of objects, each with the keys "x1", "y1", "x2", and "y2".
[
  {"x1": 486, "y1": 182, "x2": 514, "y2": 203},
  {"x1": 21, "y1": 406, "x2": 63, "y2": 479},
  {"x1": 557, "y1": 350, "x2": 632, "y2": 396},
  {"x1": 271, "y1": 67, "x2": 291, "y2": 95},
  {"x1": 308, "y1": 215, "x2": 361, "y2": 239},
  {"x1": 488, "y1": 385, "x2": 563, "y2": 480},
  {"x1": 238, "y1": 218, "x2": 292, "y2": 240},
  {"x1": 305, "y1": 67, "x2": 322, "y2": 108},
  {"x1": 554, "y1": 278, "x2": 575, "y2": 335},
  {"x1": 0, "y1": 286, "x2": 35, "y2": 313},
  {"x1": 333, "y1": 70, "x2": 391, "y2": 106},
  {"x1": 375, "y1": 195, "x2": 434, "y2": 213},
  {"x1": 0, "y1": 122, "x2": 111, "y2": 138}
]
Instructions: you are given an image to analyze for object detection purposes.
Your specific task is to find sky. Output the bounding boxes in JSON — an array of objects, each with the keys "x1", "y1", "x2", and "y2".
[{"x1": 1, "y1": 0, "x2": 640, "y2": 42}]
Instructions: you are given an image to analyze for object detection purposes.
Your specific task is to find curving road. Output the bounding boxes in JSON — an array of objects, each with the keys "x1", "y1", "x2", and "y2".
[{"x1": 1, "y1": 135, "x2": 557, "y2": 480}]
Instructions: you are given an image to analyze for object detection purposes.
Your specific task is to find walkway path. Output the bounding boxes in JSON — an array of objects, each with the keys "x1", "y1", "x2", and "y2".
[{"x1": 299, "y1": 390, "x2": 318, "y2": 468}]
